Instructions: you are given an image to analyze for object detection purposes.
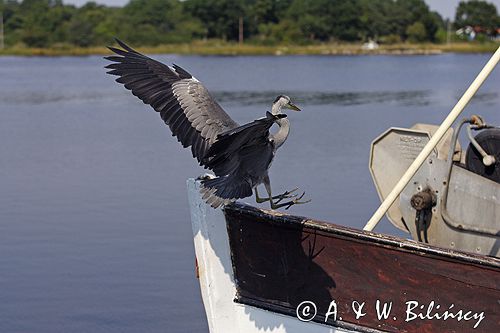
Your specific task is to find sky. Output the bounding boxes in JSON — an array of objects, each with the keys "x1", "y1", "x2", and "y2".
[{"x1": 63, "y1": 0, "x2": 500, "y2": 20}]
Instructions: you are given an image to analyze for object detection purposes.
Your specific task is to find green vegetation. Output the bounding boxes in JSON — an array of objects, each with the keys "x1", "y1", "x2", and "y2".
[
  {"x1": 2, "y1": 41, "x2": 498, "y2": 56},
  {"x1": 0, "y1": 0, "x2": 499, "y2": 55},
  {"x1": 455, "y1": 0, "x2": 500, "y2": 31}
]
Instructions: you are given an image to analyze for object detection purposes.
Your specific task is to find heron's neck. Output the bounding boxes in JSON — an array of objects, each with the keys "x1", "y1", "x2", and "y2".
[
  {"x1": 271, "y1": 103, "x2": 289, "y2": 149},
  {"x1": 273, "y1": 117, "x2": 290, "y2": 149}
]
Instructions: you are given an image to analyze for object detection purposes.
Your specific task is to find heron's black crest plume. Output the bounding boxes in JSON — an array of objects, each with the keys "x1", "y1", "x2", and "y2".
[{"x1": 273, "y1": 95, "x2": 286, "y2": 103}]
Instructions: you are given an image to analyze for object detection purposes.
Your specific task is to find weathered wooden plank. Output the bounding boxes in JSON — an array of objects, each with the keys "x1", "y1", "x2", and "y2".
[{"x1": 224, "y1": 203, "x2": 500, "y2": 333}]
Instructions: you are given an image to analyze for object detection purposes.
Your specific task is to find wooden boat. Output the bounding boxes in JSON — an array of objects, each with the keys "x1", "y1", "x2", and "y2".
[
  {"x1": 188, "y1": 49, "x2": 500, "y2": 332},
  {"x1": 188, "y1": 180, "x2": 499, "y2": 333},
  {"x1": 187, "y1": 118, "x2": 500, "y2": 332}
]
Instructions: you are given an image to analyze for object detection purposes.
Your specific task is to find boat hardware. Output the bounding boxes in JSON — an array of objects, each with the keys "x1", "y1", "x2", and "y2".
[
  {"x1": 369, "y1": 116, "x2": 499, "y2": 254},
  {"x1": 411, "y1": 187, "x2": 436, "y2": 243},
  {"x1": 465, "y1": 126, "x2": 500, "y2": 184},
  {"x1": 465, "y1": 116, "x2": 496, "y2": 167},
  {"x1": 364, "y1": 46, "x2": 500, "y2": 231},
  {"x1": 440, "y1": 117, "x2": 499, "y2": 236}
]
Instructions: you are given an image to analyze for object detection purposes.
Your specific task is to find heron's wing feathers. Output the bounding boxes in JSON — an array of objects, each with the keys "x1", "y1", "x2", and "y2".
[
  {"x1": 200, "y1": 175, "x2": 253, "y2": 208},
  {"x1": 199, "y1": 112, "x2": 284, "y2": 207},
  {"x1": 105, "y1": 39, "x2": 238, "y2": 165},
  {"x1": 204, "y1": 112, "x2": 286, "y2": 175}
]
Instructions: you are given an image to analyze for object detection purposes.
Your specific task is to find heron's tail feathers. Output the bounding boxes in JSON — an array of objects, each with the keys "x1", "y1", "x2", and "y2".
[{"x1": 200, "y1": 176, "x2": 253, "y2": 208}]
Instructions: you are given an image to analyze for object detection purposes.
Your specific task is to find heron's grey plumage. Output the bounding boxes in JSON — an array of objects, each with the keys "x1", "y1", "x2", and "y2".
[
  {"x1": 200, "y1": 112, "x2": 287, "y2": 206},
  {"x1": 105, "y1": 39, "x2": 238, "y2": 165},
  {"x1": 106, "y1": 40, "x2": 309, "y2": 209}
]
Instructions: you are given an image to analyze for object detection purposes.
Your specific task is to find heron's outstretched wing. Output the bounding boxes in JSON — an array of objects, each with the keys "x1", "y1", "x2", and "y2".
[
  {"x1": 105, "y1": 39, "x2": 239, "y2": 165},
  {"x1": 204, "y1": 112, "x2": 285, "y2": 176},
  {"x1": 200, "y1": 112, "x2": 286, "y2": 207}
]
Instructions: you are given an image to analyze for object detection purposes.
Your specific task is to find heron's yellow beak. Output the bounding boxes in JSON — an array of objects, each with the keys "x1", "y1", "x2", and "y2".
[{"x1": 286, "y1": 102, "x2": 301, "y2": 111}]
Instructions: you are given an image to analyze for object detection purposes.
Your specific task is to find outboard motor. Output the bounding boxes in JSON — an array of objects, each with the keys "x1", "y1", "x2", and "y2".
[{"x1": 370, "y1": 116, "x2": 500, "y2": 257}]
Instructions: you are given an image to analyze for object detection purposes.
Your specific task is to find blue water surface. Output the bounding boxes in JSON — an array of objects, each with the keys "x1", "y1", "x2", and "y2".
[{"x1": 1, "y1": 53, "x2": 499, "y2": 332}]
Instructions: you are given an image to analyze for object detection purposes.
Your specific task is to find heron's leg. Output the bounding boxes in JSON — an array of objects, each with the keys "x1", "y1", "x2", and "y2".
[
  {"x1": 255, "y1": 187, "x2": 268, "y2": 203},
  {"x1": 264, "y1": 176, "x2": 311, "y2": 210},
  {"x1": 255, "y1": 186, "x2": 299, "y2": 203}
]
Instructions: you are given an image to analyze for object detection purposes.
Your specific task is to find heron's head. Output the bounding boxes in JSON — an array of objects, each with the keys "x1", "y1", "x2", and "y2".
[{"x1": 272, "y1": 95, "x2": 301, "y2": 114}]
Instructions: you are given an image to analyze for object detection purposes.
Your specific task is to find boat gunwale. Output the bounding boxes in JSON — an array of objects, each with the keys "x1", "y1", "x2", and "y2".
[{"x1": 224, "y1": 202, "x2": 500, "y2": 270}]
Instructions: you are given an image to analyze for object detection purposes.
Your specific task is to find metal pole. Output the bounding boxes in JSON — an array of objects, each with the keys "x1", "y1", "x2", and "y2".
[
  {"x1": 446, "y1": 21, "x2": 451, "y2": 45},
  {"x1": 0, "y1": 11, "x2": 4, "y2": 50},
  {"x1": 363, "y1": 46, "x2": 500, "y2": 232},
  {"x1": 238, "y1": 16, "x2": 243, "y2": 45}
]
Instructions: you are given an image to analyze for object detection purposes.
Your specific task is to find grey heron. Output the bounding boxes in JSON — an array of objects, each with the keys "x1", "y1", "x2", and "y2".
[{"x1": 105, "y1": 39, "x2": 310, "y2": 210}]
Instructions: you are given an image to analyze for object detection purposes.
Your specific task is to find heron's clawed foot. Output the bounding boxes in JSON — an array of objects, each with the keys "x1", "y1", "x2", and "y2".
[
  {"x1": 255, "y1": 187, "x2": 299, "y2": 203},
  {"x1": 271, "y1": 191, "x2": 311, "y2": 210},
  {"x1": 273, "y1": 187, "x2": 300, "y2": 202}
]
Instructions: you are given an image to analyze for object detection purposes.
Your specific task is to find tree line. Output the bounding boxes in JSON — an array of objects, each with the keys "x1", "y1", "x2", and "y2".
[{"x1": 1, "y1": 0, "x2": 499, "y2": 48}]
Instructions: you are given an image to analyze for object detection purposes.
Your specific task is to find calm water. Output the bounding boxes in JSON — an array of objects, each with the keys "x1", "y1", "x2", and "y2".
[{"x1": 1, "y1": 54, "x2": 499, "y2": 332}]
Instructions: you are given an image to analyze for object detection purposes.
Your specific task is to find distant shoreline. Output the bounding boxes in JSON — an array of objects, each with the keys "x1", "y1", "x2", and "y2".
[{"x1": 0, "y1": 42, "x2": 498, "y2": 56}]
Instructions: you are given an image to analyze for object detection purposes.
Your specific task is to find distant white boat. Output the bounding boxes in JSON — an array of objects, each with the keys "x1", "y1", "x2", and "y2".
[{"x1": 361, "y1": 40, "x2": 379, "y2": 51}]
